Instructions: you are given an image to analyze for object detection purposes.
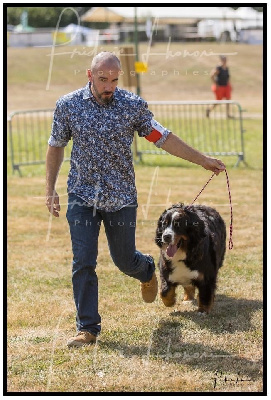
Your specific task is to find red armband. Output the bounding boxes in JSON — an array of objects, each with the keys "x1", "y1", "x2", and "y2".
[
  {"x1": 145, "y1": 129, "x2": 163, "y2": 143},
  {"x1": 144, "y1": 119, "x2": 167, "y2": 143}
]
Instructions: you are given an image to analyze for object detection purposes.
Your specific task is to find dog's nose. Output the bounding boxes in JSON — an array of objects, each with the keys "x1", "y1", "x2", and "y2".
[{"x1": 163, "y1": 233, "x2": 172, "y2": 243}]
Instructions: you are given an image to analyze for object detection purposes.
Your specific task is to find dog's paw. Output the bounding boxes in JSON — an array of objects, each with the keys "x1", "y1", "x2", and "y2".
[
  {"x1": 161, "y1": 297, "x2": 176, "y2": 307},
  {"x1": 160, "y1": 287, "x2": 176, "y2": 307}
]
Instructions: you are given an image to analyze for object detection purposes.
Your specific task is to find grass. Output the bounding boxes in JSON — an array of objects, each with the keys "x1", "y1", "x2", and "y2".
[
  {"x1": 7, "y1": 42, "x2": 263, "y2": 113},
  {"x1": 7, "y1": 40, "x2": 264, "y2": 393},
  {"x1": 7, "y1": 165, "x2": 264, "y2": 393}
]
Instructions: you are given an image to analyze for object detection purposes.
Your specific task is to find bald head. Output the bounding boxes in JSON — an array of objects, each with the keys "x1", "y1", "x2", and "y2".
[
  {"x1": 91, "y1": 52, "x2": 121, "y2": 73},
  {"x1": 87, "y1": 52, "x2": 121, "y2": 105}
]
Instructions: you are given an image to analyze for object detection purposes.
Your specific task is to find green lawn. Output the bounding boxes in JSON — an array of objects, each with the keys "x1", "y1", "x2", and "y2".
[
  {"x1": 7, "y1": 40, "x2": 264, "y2": 393},
  {"x1": 7, "y1": 164, "x2": 264, "y2": 392}
]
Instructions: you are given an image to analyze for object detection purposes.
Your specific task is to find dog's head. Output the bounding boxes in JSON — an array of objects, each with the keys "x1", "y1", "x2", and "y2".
[{"x1": 155, "y1": 203, "x2": 206, "y2": 258}]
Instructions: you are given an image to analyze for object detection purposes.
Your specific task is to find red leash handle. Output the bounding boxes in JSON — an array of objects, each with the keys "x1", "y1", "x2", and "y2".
[{"x1": 189, "y1": 169, "x2": 233, "y2": 250}]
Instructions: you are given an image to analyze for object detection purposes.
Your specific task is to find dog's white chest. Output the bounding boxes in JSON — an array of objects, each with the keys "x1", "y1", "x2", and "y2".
[{"x1": 168, "y1": 258, "x2": 199, "y2": 286}]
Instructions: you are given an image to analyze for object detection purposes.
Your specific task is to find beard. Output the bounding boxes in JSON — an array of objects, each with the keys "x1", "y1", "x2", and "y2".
[{"x1": 91, "y1": 81, "x2": 113, "y2": 105}]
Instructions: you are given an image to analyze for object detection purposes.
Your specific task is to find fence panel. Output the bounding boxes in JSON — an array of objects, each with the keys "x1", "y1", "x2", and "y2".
[
  {"x1": 135, "y1": 100, "x2": 245, "y2": 166},
  {"x1": 8, "y1": 100, "x2": 245, "y2": 175},
  {"x1": 8, "y1": 109, "x2": 72, "y2": 175}
]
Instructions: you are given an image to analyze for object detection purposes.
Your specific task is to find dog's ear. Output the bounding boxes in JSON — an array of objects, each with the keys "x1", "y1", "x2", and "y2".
[
  {"x1": 185, "y1": 209, "x2": 206, "y2": 242},
  {"x1": 155, "y1": 209, "x2": 167, "y2": 247},
  {"x1": 184, "y1": 208, "x2": 206, "y2": 262},
  {"x1": 171, "y1": 202, "x2": 184, "y2": 211}
]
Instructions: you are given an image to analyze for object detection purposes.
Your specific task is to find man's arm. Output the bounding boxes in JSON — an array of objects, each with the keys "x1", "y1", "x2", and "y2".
[
  {"x1": 45, "y1": 145, "x2": 64, "y2": 217},
  {"x1": 161, "y1": 133, "x2": 225, "y2": 175},
  {"x1": 211, "y1": 67, "x2": 219, "y2": 84}
]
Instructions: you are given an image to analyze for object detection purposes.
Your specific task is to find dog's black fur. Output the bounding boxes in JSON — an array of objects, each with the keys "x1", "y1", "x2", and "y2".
[{"x1": 155, "y1": 203, "x2": 226, "y2": 313}]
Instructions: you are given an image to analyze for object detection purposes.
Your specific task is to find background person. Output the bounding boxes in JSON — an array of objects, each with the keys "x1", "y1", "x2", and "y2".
[
  {"x1": 206, "y1": 55, "x2": 232, "y2": 118},
  {"x1": 46, "y1": 52, "x2": 225, "y2": 348}
]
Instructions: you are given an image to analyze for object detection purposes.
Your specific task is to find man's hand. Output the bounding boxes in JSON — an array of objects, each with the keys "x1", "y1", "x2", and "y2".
[
  {"x1": 45, "y1": 145, "x2": 64, "y2": 218},
  {"x1": 201, "y1": 156, "x2": 225, "y2": 175},
  {"x1": 46, "y1": 190, "x2": 61, "y2": 217}
]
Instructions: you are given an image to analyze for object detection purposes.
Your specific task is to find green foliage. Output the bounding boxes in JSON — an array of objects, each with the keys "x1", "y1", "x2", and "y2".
[
  {"x1": 7, "y1": 6, "x2": 264, "y2": 29},
  {"x1": 231, "y1": 6, "x2": 263, "y2": 12},
  {"x1": 7, "y1": 6, "x2": 91, "y2": 28}
]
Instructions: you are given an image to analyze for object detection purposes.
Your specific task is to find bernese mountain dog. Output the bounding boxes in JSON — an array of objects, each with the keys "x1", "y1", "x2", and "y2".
[{"x1": 155, "y1": 203, "x2": 226, "y2": 314}]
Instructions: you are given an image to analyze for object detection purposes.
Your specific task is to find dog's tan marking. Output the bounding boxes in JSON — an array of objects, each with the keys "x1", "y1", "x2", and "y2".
[
  {"x1": 180, "y1": 235, "x2": 188, "y2": 241},
  {"x1": 183, "y1": 285, "x2": 195, "y2": 301},
  {"x1": 161, "y1": 286, "x2": 176, "y2": 307}
]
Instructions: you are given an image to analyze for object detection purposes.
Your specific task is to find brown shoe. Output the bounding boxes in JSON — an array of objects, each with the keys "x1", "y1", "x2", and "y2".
[
  {"x1": 67, "y1": 331, "x2": 97, "y2": 348},
  {"x1": 141, "y1": 272, "x2": 158, "y2": 303}
]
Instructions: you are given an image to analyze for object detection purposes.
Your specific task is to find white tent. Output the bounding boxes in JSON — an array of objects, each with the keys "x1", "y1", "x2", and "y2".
[
  {"x1": 60, "y1": 23, "x2": 99, "y2": 46},
  {"x1": 234, "y1": 6, "x2": 263, "y2": 21},
  {"x1": 107, "y1": 6, "x2": 239, "y2": 20},
  {"x1": 107, "y1": 6, "x2": 263, "y2": 42},
  {"x1": 107, "y1": 6, "x2": 262, "y2": 25},
  {"x1": 61, "y1": 23, "x2": 93, "y2": 34}
]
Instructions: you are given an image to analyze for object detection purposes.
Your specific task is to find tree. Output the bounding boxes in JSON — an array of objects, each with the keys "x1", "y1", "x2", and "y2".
[
  {"x1": 231, "y1": 6, "x2": 263, "y2": 12},
  {"x1": 7, "y1": 6, "x2": 92, "y2": 28}
]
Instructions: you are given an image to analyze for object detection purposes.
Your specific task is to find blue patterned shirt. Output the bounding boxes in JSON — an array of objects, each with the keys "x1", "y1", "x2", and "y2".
[{"x1": 48, "y1": 83, "x2": 170, "y2": 211}]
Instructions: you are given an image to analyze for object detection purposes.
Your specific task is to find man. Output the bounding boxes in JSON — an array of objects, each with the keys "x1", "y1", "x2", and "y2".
[
  {"x1": 206, "y1": 55, "x2": 232, "y2": 118},
  {"x1": 46, "y1": 52, "x2": 225, "y2": 348}
]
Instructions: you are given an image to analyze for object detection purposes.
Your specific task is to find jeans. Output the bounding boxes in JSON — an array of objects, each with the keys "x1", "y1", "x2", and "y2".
[{"x1": 66, "y1": 193, "x2": 155, "y2": 336}]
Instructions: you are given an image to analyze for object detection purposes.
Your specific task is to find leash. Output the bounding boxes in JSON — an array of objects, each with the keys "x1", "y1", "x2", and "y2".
[
  {"x1": 190, "y1": 172, "x2": 216, "y2": 206},
  {"x1": 189, "y1": 169, "x2": 233, "y2": 250},
  {"x1": 225, "y1": 169, "x2": 234, "y2": 250}
]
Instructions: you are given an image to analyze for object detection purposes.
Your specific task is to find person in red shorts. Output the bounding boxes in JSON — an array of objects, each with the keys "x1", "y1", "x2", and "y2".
[{"x1": 206, "y1": 55, "x2": 232, "y2": 118}]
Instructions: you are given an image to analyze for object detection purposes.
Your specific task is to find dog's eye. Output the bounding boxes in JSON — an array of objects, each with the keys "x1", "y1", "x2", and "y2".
[{"x1": 161, "y1": 220, "x2": 168, "y2": 227}]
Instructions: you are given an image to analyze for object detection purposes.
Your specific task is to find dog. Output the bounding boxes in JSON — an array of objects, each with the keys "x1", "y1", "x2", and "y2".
[{"x1": 155, "y1": 203, "x2": 226, "y2": 314}]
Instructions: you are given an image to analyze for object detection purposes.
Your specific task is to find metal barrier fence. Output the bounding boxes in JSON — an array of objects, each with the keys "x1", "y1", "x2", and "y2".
[
  {"x1": 135, "y1": 100, "x2": 245, "y2": 166},
  {"x1": 8, "y1": 101, "x2": 245, "y2": 175},
  {"x1": 8, "y1": 109, "x2": 70, "y2": 176}
]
